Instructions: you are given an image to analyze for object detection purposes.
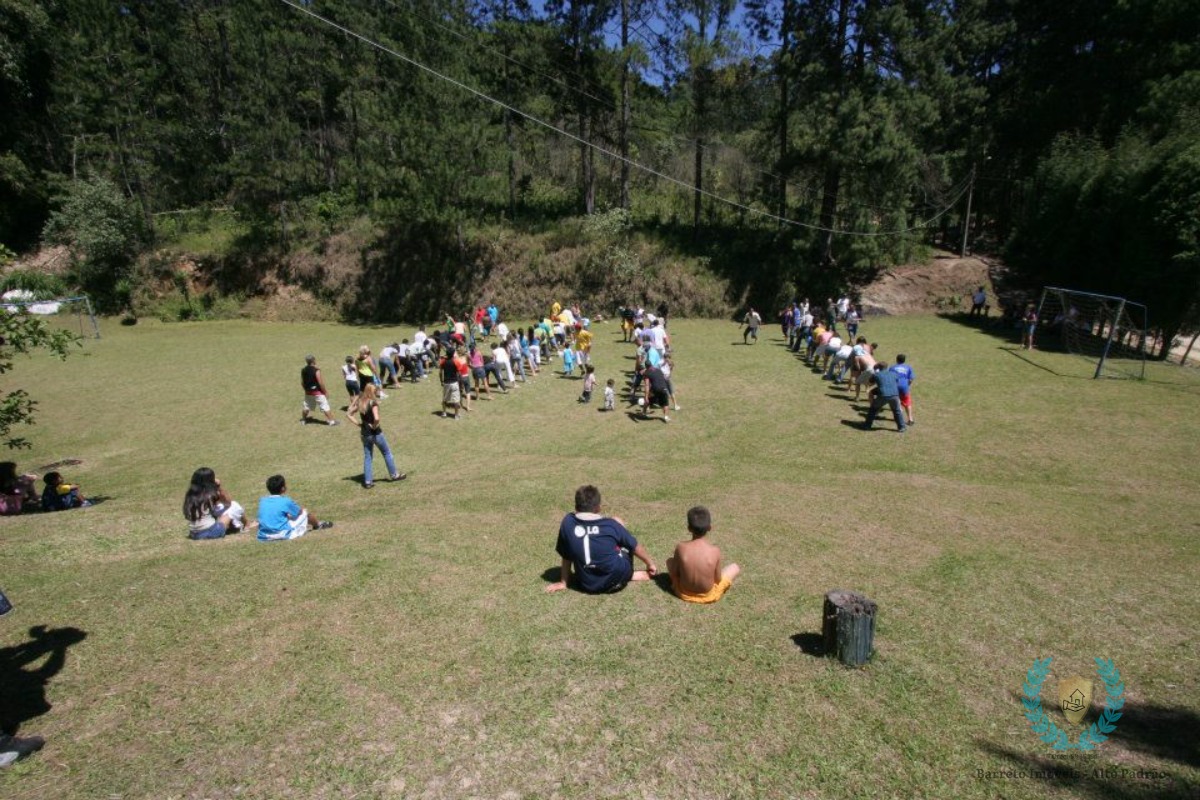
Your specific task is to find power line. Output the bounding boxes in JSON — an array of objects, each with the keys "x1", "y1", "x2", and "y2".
[
  {"x1": 389, "y1": 0, "x2": 949, "y2": 219},
  {"x1": 278, "y1": 0, "x2": 971, "y2": 237}
]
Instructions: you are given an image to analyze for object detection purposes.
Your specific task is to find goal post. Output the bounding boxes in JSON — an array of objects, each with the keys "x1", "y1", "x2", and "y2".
[
  {"x1": 1, "y1": 294, "x2": 101, "y2": 339},
  {"x1": 1035, "y1": 286, "x2": 1147, "y2": 379}
]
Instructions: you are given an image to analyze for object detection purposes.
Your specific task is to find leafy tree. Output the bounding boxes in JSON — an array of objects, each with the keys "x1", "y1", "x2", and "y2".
[
  {"x1": 0, "y1": 311, "x2": 80, "y2": 449},
  {"x1": 1008, "y1": 120, "x2": 1200, "y2": 355},
  {"x1": 0, "y1": 0, "x2": 54, "y2": 249},
  {"x1": 661, "y1": 0, "x2": 736, "y2": 234},
  {"x1": 42, "y1": 174, "x2": 143, "y2": 311}
]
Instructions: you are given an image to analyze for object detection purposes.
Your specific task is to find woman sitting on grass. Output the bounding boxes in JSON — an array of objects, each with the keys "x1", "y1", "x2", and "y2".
[
  {"x1": 183, "y1": 467, "x2": 252, "y2": 539},
  {"x1": 0, "y1": 462, "x2": 37, "y2": 514}
]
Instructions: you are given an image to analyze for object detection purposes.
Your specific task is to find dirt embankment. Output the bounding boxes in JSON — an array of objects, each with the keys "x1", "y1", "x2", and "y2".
[{"x1": 858, "y1": 252, "x2": 1005, "y2": 316}]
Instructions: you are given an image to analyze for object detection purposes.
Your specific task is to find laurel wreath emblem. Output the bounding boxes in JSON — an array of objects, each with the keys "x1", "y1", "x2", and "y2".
[{"x1": 1022, "y1": 657, "x2": 1124, "y2": 750}]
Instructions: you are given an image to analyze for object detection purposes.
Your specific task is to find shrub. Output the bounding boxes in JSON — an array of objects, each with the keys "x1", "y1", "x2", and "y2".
[
  {"x1": 0, "y1": 269, "x2": 67, "y2": 297},
  {"x1": 42, "y1": 175, "x2": 143, "y2": 312}
]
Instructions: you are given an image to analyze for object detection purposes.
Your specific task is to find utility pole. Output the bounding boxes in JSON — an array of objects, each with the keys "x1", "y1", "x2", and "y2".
[{"x1": 960, "y1": 163, "x2": 976, "y2": 257}]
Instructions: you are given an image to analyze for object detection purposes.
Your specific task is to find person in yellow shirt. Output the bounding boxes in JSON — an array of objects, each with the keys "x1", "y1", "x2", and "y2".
[
  {"x1": 806, "y1": 323, "x2": 826, "y2": 362},
  {"x1": 576, "y1": 328, "x2": 593, "y2": 368}
]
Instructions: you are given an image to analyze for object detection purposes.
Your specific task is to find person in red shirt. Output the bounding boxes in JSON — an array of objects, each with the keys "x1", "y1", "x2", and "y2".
[{"x1": 453, "y1": 347, "x2": 472, "y2": 412}]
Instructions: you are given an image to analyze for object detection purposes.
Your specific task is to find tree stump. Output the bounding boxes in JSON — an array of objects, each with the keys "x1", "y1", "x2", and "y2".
[{"x1": 821, "y1": 589, "x2": 878, "y2": 667}]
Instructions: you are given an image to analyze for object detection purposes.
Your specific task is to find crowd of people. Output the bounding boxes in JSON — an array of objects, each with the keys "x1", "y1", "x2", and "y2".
[
  {"x1": 773, "y1": 296, "x2": 916, "y2": 433},
  {"x1": 181, "y1": 299, "x2": 654, "y2": 541},
  {"x1": 617, "y1": 309, "x2": 679, "y2": 422}
]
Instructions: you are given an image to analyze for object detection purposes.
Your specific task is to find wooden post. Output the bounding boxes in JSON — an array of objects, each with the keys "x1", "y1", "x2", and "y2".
[{"x1": 822, "y1": 589, "x2": 877, "y2": 667}]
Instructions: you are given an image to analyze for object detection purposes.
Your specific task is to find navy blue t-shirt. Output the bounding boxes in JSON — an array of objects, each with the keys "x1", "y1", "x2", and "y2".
[
  {"x1": 872, "y1": 369, "x2": 901, "y2": 398},
  {"x1": 555, "y1": 512, "x2": 638, "y2": 593}
]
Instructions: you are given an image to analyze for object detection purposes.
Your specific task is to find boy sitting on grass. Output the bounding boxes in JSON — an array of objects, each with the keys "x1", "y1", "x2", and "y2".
[
  {"x1": 545, "y1": 485, "x2": 657, "y2": 594},
  {"x1": 256, "y1": 474, "x2": 332, "y2": 541},
  {"x1": 667, "y1": 506, "x2": 740, "y2": 604},
  {"x1": 41, "y1": 471, "x2": 90, "y2": 511}
]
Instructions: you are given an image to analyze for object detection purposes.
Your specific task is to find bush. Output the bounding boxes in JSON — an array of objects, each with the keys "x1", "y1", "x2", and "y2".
[
  {"x1": 0, "y1": 269, "x2": 67, "y2": 297},
  {"x1": 42, "y1": 175, "x2": 143, "y2": 312}
]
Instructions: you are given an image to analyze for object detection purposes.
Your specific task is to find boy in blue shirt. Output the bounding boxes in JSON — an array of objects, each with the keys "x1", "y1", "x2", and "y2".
[
  {"x1": 889, "y1": 354, "x2": 916, "y2": 427},
  {"x1": 256, "y1": 474, "x2": 333, "y2": 541}
]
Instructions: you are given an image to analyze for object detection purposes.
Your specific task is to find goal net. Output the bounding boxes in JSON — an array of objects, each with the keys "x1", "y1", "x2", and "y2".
[
  {"x1": 1036, "y1": 287, "x2": 1146, "y2": 379},
  {"x1": 1, "y1": 292, "x2": 101, "y2": 339}
]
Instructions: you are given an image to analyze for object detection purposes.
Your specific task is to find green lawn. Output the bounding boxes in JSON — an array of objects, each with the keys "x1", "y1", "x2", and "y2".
[{"x1": 2, "y1": 315, "x2": 1198, "y2": 799}]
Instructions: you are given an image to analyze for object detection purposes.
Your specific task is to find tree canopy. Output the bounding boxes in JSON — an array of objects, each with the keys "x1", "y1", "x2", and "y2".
[{"x1": 0, "y1": 0, "x2": 1196, "y2": 339}]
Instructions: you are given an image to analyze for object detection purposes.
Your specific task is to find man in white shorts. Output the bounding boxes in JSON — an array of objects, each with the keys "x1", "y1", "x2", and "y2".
[{"x1": 300, "y1": 355, "x2": 338, "y2": 426}]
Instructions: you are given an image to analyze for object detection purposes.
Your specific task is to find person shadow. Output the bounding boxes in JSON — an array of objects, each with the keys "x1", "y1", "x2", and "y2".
[
  {"x1": 0, "y1": 625, "x2": 87, "y2": 736},
  {"x1": 650, "y1": 573, "x2": 677, "y2": 596}
]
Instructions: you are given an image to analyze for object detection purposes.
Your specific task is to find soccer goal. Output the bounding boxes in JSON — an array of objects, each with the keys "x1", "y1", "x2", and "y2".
[
  {"x1": 1035, "y1": 287, "x2": 1147, "y2": 379},
  {"x1": 1, "y1": 293, "x2": 101, "y2": 339}
]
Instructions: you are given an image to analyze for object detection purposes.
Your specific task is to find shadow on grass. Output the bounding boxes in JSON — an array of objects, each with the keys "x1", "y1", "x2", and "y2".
[
  {"x1": 937, "y1": 310, "x2": 1024, "y2": 340},
  {"x1": 650, "y1": 573, "x2": 676, "y2": 596},
  {"x1": 999, "y1": 346, "x2": 1090, "y2": 379},
  {"x1": 34, "y1": 458, "x2": 84, "y2": 472},
  {"x1": 1001, "y1": 690, "x2": 1200, "y2": 772},
  {"x1": 790, "y1": 632, "x2": 826, "y2": 658},
  {"x1": 1112, "y1": 702, "x2": 1200, "y2": 770},
  {"x1": 975, "y1": 740, "x2": 1196, "y2": 800},
  {"x1": 0, "y1": 625, "x2": 88, "y2": 736}
]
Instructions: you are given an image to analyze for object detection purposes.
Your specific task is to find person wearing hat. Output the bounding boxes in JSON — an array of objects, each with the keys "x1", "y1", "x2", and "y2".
[{"x1": 300, "y1": 355, "x2": 338, "y2": 426}]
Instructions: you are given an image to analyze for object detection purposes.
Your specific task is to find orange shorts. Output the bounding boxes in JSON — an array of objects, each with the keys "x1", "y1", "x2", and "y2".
[{"x1": 672, "y1": 575, "x2": 732, "y2": 604}]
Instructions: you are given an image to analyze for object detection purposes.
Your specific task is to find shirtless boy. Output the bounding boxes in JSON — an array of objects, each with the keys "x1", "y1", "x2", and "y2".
[{"x1": 666, "y1": 506, "x2": 741, "y2": 604}]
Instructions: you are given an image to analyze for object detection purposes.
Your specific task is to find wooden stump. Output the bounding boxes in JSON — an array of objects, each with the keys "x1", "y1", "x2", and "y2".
[{"x1": 821, "y1": 589, "x2": 878, "y2": 667}]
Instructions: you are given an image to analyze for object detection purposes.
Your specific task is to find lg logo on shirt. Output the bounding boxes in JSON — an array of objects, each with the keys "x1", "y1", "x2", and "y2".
[{"x1": 574, "y1": 524, "x2": 601, "y2": 565}]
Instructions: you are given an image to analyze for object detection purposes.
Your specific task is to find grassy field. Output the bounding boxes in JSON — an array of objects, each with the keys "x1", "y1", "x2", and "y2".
[{"x1": 1, "y1": 314, "x2": 1198, "y2": 800}]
